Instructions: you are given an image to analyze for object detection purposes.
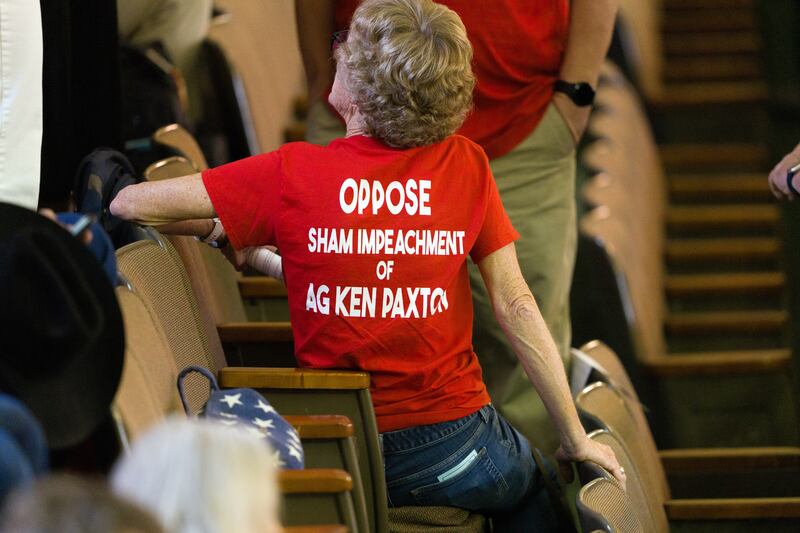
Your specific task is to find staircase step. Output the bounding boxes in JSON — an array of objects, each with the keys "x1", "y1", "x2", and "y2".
[
  {"x1": 667, "y1": 204, "x2": 780, "y2": 231},
  {"x1": 664, "y1": 56, "x2": 761, "y2": 82},
  {"x1": 655, "y1": 81, "x2": 768, "y2": 106},
  {"x1": 665, "y1": 272, "x2": 785, "y2": 298},
  {"x1": 663, "y1": 11, "x2": 756, "y2": 33},
  {"x1": 665, "y1": 32, "x2": 761, "y2": 56},
  {"x1": 664, "y1": 0, "x2": 754, "y2": 9},
  {"x1": 669, "y1": 174, "x2": 771, "y2": 201},
  {"x1": 660, "y1": 143, "x2": 769, "y2": 171},
  {"x1": 657, "y1": 349, "x2": 791, "y2": 377},
  {"x1": 665, "y1": 310, "x2": 788, "y2": 336},
  {"x1": 665, "y1": 237, "x2": 780, "y2": 263}
]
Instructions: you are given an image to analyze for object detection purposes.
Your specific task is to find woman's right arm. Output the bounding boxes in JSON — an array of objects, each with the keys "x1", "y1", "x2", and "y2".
[
  {"x1": 478, "y1": 242, "x2": 626, "y2": 487},
  {"x1": 110, "y1": 173, "x2": 215, "y2": 225}
]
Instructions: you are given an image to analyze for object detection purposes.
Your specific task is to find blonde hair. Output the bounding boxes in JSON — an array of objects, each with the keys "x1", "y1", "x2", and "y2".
[
  {"x1": 111, "y1": 418, "x2": 280, "y2": 533},
  {"x1": 339, "y1": 0, "x2": 475, "y2": 148}
]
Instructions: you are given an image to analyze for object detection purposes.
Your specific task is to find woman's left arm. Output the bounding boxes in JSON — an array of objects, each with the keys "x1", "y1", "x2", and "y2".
[
  {"x1": 110, "y1": 173, "x2": 216, "y2": 226},
  {"x1": 478, "y1": 242, "x2": 626, "y2": 487}
]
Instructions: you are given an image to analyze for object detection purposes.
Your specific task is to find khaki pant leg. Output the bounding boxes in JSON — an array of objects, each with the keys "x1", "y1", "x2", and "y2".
[
  {"x1": 305, "y1": 99, "x2": 346, "y2": 145},
  {"x1": 468, "y1": 103, "x2": 577, "y2": 452}
]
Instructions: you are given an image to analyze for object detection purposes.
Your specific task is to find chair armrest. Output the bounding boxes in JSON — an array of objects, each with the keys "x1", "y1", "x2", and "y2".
[
  {"x1": 660, "y1": 447, "x2": 800, "y2": 474},
  {"x1": 279, "y1": 469, "x2": 353, "y2": 494},
  {"x1": 238, "y1": 277, "x2": 287, "y2": 298},
  {"x1": 285, "y1": 415, "x2": 354, "y2": 439},
  {"x1": 218, "y1": 367, "x2": 370, "y2": 390},
  {"x1": 665, "y1": 498, "x2": 800, "y2": 520},
  {"x1": 641, "y1": 351, "x2": 790, "y2": 377},
  {"x1": 217, "y1": 322, "x2": 293, "y2": 343}
]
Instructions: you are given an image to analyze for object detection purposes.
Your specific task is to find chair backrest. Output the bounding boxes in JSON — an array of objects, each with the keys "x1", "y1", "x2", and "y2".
[
  {"x1": 116, "y1": 238, "x2": 223, "y2": 414},
  {"x1": 577, "y1": 476, "x2": 644, "y2": 533},
  {"x1": 575, "y1": 341, "x2": 658, "y2": 449},
  {"x1": 579, "y1": 65, "x2": 667, "y2": 365},
  {"x1": 577, "y1": 382, "x2": 670, "y2": 519},
  {"x1": 143, "y1": 156, "x2": 199, "y2": 182},
  {"x1": 153, "y1": 123, "x2": 209, "y2": 170},
  {"x1": 580, "y1": 208, "x2": 667, "y2": 363},
  {"x1": 586, "y1": 428, "x2": 667, "y2": 533},
  {"x1": 113, "y1": 286, "x2": 183, "y2": 442},
  {"x1": 170, "y1": 234, "x2": 250, "y2": 325}
]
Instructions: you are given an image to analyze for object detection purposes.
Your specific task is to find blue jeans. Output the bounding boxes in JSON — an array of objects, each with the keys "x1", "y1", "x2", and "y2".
[{"x1": 381, "y1": 404, "x2": 560, "y2": 532}]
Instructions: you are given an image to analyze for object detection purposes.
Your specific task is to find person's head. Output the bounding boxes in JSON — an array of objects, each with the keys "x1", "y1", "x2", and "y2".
[
  {"x1": 111, "y1": 418, "x2": 281, "y2": 533},
  {"x1": 0, "y1": 474, "x2": 163, "y2": 533},
  {"x1": 330, "y1": 0, "x2": 475, "y2": 148}
]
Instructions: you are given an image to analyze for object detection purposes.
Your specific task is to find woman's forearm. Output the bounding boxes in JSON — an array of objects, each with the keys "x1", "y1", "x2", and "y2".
[
  {"x1": 110, "y1": 173, "x2": 215, "y2": 226},
  {"x1": 494, "y1": 284, "x2": 587, "y2": 449},
  {"x1": 479, "y1": 245, "x2": 587, "y2": 450}
]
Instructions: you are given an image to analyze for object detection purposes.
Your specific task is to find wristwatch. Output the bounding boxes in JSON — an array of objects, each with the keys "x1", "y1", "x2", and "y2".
[{"x1": 554, "y1": 80, "x2": 596, "y2": 107}]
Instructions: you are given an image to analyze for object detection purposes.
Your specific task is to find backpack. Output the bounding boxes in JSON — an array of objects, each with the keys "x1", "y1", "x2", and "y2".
[{"x1": 72, "y1": 148, "x2": 149, "y2": 249}]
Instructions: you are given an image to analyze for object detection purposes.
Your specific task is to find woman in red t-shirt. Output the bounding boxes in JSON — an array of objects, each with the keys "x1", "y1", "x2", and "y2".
[{"x1": 112, "y1": 0, "x2": 624, "y2": 527}]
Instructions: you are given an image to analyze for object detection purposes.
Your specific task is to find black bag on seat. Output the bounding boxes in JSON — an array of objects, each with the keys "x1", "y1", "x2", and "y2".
[{"x1": 72, "y1": 148, "x2": 149, "y2": 249}]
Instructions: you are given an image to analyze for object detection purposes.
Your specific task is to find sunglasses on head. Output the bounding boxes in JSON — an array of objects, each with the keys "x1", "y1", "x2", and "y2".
[{"x1": 331, "y1": 30, "x2": 348, "y2": 52}]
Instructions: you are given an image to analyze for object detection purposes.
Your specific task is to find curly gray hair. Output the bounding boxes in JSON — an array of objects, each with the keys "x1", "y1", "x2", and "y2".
[{"x1": 337, "y1": 0, "x2": 475, "y2": 148}]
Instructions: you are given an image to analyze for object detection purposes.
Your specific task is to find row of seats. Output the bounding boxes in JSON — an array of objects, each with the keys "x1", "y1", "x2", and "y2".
[
  {"x1": 571, "y1": 341, "x2": 800, "y2": 531},
  {"x1": 571, "y1": 61, "x2": 799, "y2": 449}
]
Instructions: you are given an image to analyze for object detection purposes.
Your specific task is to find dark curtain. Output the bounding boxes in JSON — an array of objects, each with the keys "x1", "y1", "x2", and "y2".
[{"x1": 39, "y1": 0, "x2": 121, "y2": 209}]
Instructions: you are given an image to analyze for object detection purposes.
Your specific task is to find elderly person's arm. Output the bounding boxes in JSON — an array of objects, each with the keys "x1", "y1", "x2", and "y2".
[
  {"x1": 478, "y1": 242, "x2": 626, "y2": 487},
  {"x1": 768, "y1": 141, "x2": 800, "y2": 201},
  {"x1": 552, "y1": 0, "x2": 618, "y2": 143},
  {"x1": 110, "y1": 174, "x2": 214, "y2": 226},
  {"x1": 295, "y1": 0, "x2": 336, "y2": 104}
]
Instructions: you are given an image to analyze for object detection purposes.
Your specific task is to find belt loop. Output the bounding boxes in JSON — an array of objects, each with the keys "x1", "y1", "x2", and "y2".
[
  {"x1": 378, "y1": 433, "x2": 384, "y2": 456},
  {"x1": 479, "y1": 404, "x2": 491, "y2": 423}
]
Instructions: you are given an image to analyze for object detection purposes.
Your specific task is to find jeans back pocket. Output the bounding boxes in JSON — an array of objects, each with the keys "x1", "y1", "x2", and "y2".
[{"x1": 409, "y1": 446, "x2": 510, "y2": 511}]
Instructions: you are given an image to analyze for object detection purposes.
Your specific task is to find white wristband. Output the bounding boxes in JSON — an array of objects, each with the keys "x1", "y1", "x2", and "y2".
[
  {"x1": 246, "y1": 247, "x2": 284, "y2": 282},
  {"x1": 201, "y1": 218, "x2": 227, "y2": 248}
]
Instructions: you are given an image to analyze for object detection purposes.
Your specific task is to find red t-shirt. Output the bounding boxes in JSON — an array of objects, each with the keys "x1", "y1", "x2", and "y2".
[
  {"x1": 202, "y1": 135, "x2": 518, "y2": 432},
  {"x1": 333, "y1": 0, "x2": 570, "y2": 159}
]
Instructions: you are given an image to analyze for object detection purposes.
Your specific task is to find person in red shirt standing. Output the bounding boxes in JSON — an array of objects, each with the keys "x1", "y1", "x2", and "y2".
[
  {"x1": 296, "y1": 0, "x2": 619, "y2": 453},
  {"x1": 112, "y1": 0, "x2": 624, "y2": 527}
]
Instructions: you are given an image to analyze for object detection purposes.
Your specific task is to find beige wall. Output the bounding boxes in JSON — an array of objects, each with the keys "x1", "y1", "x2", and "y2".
[{"x1": 210, "y1": 0, "x2": 305, "y2": 153}]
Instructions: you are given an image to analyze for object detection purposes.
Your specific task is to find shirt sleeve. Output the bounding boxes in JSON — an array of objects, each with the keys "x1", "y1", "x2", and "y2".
[
  {"x1": 469, "y1": 172, "x2": 519, "y2": 263},
  {"x1": 201, "y1": 151, "x2": 283, "y2": 250}
]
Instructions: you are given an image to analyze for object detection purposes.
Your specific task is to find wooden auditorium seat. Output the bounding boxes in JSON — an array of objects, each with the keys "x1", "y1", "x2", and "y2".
[
  {"x1": 574, "y1": 368, "x2": 800, "y2": 530},
  {"x1": 573, "y1": 62, "x2": 797, "y2": 448},
  {"x1": 112, "y1": 286, "x2": 184, "y2": 444},
  {"x1": 575, "y1": 341, "x2": 800, "y2": 497},
  {"x1": 115, "y1": 238, "x2": 370, "y2": 532},
  {"x1": 576, "y1": 475, "x2": 643, "y2": 533}
]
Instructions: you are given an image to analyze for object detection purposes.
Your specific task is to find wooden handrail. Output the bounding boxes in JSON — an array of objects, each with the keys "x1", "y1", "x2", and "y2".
[
  {"x1": 285, "y1": 415, "x2": 354, "y2": 439},
  {"x1": 217, "y1": 322, "x2": 293, "y2": 343},
  {"x1": 665, "y1": 498, "x2": 800, "y2": 520},
  {"x1": 218, "y1": 367, "x2": 370, "y2": 390},
  {"x1": 278, "y1": 469, "x2": 352, "y2": 494},
  {"x1": 660, "y1": 447, "x2": 800, "y2": 473},
  {"x1": 641, "y1": 350, "x2": 790, "y2": 377},
  {"x1": 238, "y1": 277, "x2": 288, "y2": 298}
]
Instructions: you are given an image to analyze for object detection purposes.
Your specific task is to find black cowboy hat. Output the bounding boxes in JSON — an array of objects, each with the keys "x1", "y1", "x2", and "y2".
[{"x1": 0, "y1": 202, "x2": 124, "y2": 449}]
